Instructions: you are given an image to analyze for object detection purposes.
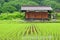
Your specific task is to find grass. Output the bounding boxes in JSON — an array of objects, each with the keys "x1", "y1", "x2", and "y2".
[{"x1": 0, "y1": 20, "x2": 60, "y2": 40}]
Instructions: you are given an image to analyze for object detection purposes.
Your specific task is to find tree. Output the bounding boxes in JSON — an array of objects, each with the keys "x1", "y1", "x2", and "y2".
[
  {"x1": 0, "y1": 0, "x2": 60, "y2": 13},
  {"x1": 31, "y1": 0, "x2": 44, "y2": 5},
  {"x1": 2, "y1": 2, "x2": 17, "y2": 13}
]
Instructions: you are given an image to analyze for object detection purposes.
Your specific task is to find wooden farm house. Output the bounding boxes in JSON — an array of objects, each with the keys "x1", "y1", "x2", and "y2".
[{"x1": 21, "y1": 6, "x2": 53, "y2": 20}]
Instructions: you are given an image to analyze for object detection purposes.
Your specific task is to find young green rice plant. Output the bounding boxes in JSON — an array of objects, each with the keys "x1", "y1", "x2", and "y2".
[{"x1": 0, "y1": 23, "x2": 60, "y2": 40}]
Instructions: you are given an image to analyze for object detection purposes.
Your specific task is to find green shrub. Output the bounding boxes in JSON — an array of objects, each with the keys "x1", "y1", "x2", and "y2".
[
  {"x1": 56, "y1": 13, "x2": 60, "y2": 19},
  {"x1": 0, "y1": 12, "x2": 25, "y2": 20}
]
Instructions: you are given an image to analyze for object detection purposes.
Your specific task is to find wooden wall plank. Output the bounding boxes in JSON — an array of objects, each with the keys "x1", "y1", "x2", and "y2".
[{"x1": 25, "y1": 12, "x2": 48, "y2": 19}]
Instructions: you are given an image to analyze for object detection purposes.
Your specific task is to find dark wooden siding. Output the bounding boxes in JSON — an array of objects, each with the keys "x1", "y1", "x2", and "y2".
[{"x1": 25, "y1": 12, "x2": 48, "y2": 19}]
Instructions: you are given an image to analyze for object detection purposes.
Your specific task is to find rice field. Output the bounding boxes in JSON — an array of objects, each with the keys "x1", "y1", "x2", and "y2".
[{"x1": 0, "y1": 22, "x2": 60, "y2": 40}]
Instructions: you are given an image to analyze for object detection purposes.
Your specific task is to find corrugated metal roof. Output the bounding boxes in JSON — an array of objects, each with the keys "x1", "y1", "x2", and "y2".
[{"x1": 21, "y1": 6, "x2": 53, "y2": 11}]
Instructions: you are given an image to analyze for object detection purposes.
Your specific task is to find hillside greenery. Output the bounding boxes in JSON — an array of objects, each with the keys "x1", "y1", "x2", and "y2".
[{"x1": 0, "y1": 0, "x2": 60, "y2": 13}]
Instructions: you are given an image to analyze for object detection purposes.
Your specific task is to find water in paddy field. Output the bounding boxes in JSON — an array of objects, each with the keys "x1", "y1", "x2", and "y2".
[{"x1": 20, "y1": 24, "x2": 60, "y2": 40}]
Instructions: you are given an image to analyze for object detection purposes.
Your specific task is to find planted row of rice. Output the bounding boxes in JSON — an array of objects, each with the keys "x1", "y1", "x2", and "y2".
[{"x1": 0, "y1": 23, "x2": 60, "y2": 40}]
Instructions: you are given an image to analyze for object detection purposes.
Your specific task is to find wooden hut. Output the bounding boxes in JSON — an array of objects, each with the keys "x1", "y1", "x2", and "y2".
[{"x1": 21, "y1": 6, "x2": 53, "y2": 20}]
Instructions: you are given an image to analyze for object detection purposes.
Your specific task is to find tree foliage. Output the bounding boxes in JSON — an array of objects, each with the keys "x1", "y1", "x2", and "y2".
[{"x1": 0, "y1": 0, "x2": 60, "y2": 13}]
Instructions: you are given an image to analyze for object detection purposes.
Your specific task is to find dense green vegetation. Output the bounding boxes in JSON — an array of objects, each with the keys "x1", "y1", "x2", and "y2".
[
  {"x1": 56, "y1": 13, "x2": 60, "y2": 20},
  {"x1": 0, "y1": 22, "x2": 60, "y2": 40},
  {"x1": 0, "y1": 12, "x2": 25, "y2": 20},
  {"x1": 0, "y1": 0, "x2": 60, "y2": 13}
]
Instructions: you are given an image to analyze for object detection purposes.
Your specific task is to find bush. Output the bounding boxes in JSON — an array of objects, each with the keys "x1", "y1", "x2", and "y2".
[
  {"x1": 0, "y1": 12, "x2": 25, "y2": 20},
  {"x1": 56, "y1": 13, "x2": 60, "y2": 19}
]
